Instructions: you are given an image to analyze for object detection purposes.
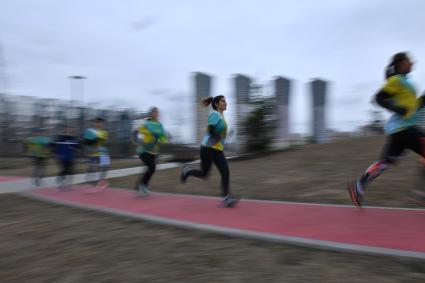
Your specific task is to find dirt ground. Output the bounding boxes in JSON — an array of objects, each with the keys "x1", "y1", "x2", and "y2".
[{"x1": 1, "y1": 136, "x2": 425, "y2": 282}]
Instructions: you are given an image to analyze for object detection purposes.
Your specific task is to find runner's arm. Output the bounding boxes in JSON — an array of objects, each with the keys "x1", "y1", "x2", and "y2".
[
  {"x1": 130, "y1": 130, "x2": 139, "y2": 145},
  {"x1": 208, "y1": 125, "x2": 221, "y2": 141},
  {"x1": 375, "y1": 90, "x2": 407, "y2": 116},
  {"x1": 418, "y1": 93, "x2": 425, "y2": 109}
]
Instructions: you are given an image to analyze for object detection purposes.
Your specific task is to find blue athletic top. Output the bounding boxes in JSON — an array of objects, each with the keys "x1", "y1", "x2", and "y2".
[{"x1": 201, "y1": 110, "x2": 228, "y2": 151}]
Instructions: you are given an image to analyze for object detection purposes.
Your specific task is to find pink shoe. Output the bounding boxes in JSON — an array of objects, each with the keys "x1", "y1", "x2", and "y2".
[
  {"x1": 85, "y1": 186, "x2": 99, "y2": 194},
  {"x1": 96, "y1": 180, "x2": 109, "y2": 191}
]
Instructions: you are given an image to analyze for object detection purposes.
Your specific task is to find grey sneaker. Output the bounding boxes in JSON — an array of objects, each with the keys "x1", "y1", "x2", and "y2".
[
  {"x1": 219, "y1": 195, "x2": 240, "y2": 208},
  {"x1": 33, "y1": 177, "x2": 41, "y2": 187},
  {"x1": 180, "y1": 165, "x2": 192, "y2": 183},
  {"x1": 137, "y1": 183, "x2": 150, "y2": 196}
]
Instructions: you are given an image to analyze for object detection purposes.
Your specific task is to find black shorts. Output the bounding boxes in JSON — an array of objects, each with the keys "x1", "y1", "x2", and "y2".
[{"x1": 381, "y1": 126, "x2": 425, "y2": 162}]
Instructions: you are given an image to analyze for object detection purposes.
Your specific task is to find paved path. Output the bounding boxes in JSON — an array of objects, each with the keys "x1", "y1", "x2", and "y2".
[
  {"x1": 0, "y1": 176, "x2": 25, "y2": 182},
  {"x1": 0, "y1": 162, "x2": 180, "y2": 193},
  {"x1": 23, "y1": 185, "x2": 425, "y2": 260}
]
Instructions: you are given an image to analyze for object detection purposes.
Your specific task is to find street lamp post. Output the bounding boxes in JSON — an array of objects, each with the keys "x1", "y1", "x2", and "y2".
[{"x1": 68, "y1": 75, "x2": 86, "y2": 134}]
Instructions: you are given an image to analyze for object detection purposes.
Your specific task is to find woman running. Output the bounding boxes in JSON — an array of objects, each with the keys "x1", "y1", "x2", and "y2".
[
  {"x1": 54, "y1": 126, "x2": 80, "y2": 190},
  {"x1": 133, "y1": 107, "x2": 167, "y2": 195},
  {"x1": 26, "y1": 127, "x2": 52, "y2": 186},
  {"x1": 181, "y1": 95, "x2": 238, "y2": 207},
  {"x1": 348, "y1": 52, "x2": 425, "y2": 207},
  {"x1": 83, "y1": 117, "x2": 110, "y2": 190}
]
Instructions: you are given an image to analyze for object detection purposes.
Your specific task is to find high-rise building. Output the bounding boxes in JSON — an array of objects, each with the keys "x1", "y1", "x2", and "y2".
[
  {"x1": 0, "y1": 94, "x2": 7, "y2": 156},
  {"x1": 0, "y1": 42, "x2": 8, "y2": 93},
  {"x1": 193, "y1": 72, "x2": 212, "y2": 144},
  {"x1": 233, "y1": 74, "x2": 252, "y2": 151},
  {"x1": 274, "y1": 77, "x2": 291, "y2": 141},
  {"x1": 310, "y1": 79, "x2": 328, "y2": 143}
]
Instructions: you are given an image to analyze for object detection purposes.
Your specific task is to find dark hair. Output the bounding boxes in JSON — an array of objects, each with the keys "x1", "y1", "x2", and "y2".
[
  {"x1": 32, "y1": 127, "x2": 43, "y2": 133},
  {"x1": 94, "y1": 117, "x2": 105, "y2": 123},
  {"x1": 202, "y1": 95, "x2": 224, "y2": 110},
  {"x1": 385, "y1": 52, "x2": 409, "y2": 79},
  {"x1": 148, "y1": 106, "x2": 158, "y2": 115}
]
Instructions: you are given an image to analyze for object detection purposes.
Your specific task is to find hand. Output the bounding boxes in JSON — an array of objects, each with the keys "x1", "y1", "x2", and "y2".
[
  {"x1": 394, "y1": 106, "x2": 407, "y2": 116},
  {"x1": 418, "y1": 95, "x2": 425, "y2": 109}
]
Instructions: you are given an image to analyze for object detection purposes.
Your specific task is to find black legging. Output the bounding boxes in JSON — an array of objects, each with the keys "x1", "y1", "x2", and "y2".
[
  {"x1": 381, "y1": 126, "x2": 425, "y2": 161},
  {"x1": 359, "y1": 126, "x2": 425, "y2": 188},
  {"x1": 140, "y1": 152, "x2": 156, "y2": 186},
  {"x1": 58, "y1": 159, "x2": 74, "y2": 181},
  {"x1": 32, "y1": 157, "x2": 47, "y2": 180},
  {"x1": 186, "y1": 146, "x2": 230, "y2": 197}
]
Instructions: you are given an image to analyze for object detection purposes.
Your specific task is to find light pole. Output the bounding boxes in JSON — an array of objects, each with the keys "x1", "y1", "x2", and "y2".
[{"x1": 69, "y1": 75, "x2": 86, "y2": 134}]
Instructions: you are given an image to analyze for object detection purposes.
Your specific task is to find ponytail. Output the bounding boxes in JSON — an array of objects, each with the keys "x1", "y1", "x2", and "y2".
[
  {"x1": 202, "y1": 97, "x2": 214, "y2": 107},
  {"x1": 202, "y1": 95, "x2": 224, "y2": 110},
  {"x1": 385, "y1": 65, "x2": 396, "y2": 79}
]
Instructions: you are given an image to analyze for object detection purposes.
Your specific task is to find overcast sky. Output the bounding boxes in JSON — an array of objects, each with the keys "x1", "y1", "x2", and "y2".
[{"x1": 1, "y1": 0, "x2": 425, "y2": 140}]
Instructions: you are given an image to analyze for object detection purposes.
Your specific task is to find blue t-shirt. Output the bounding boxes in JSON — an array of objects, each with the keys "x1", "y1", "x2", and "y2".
[{"x1": 201, "y1": 110, "x2": 227, "y2": 151}]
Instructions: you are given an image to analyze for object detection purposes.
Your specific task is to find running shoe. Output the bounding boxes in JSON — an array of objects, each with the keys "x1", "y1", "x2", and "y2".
[
  {"x1": 96, "y1": 179, "x2": 109, "y2": 191},
  {"x1": 137, "y1": 183, "x2": 150, "y2": 196},
  {"x1": 348, "y1": 180, "x2": 363, "y2": 207},
  {"x1": 180, "y1": 165, "x2": 192, "y2": 184},
  {"x1": 408, "y1": 189, "x2": 425, "y2": 206},
  {"x1": 33, "y1": 177, "x2": 41, "y2": 187},
  {"x1": 219, "y1": 195, "x2": 240, "y2": 208}
]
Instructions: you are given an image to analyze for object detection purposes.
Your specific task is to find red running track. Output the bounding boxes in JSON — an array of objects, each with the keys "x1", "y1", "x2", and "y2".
[
  {"x1": 0, "y1": 176, "x2": 25, "y2": 182},
  {"x1": 25, "y1": 186, "x2": 425, "y2": 259}
]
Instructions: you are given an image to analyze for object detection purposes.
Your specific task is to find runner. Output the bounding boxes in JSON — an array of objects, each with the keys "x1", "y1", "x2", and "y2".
[
  {"x1": 132, "y1": 107, "x2": 168, "y2": 196},
  {"x1": 181, "y1": 95, "x2": 239, "y2": 207},
  {"x1": 348, "y1": 52, "x2": 425, "y2": 207},
  {"x1": 53, "y1": 125, "x2": 79, "y2": 190},
  {"x1": 25, "y1": 127, "x2": 52, "y2": 186},
  {"x1": 83, "y1": 117, "x2": 110, "y2": 190}
]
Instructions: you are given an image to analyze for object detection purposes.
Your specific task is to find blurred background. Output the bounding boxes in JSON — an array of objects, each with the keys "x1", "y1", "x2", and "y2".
[{"x1": 1, "y1": 0, "x2": 425, "y2": 161}]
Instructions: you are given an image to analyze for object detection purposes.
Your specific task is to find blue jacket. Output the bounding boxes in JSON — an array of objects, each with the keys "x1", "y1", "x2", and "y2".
[{"x1": 54, "y1": 135, "x2": 79, "y2": 161}]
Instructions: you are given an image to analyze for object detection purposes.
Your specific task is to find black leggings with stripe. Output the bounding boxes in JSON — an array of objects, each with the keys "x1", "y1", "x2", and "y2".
[
  {"x1": 359, "y1": 126, "x2": 425, "y2": 188},
  {"x1": 186, "y1": 146, "x2": 230, "y2": 197}
]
